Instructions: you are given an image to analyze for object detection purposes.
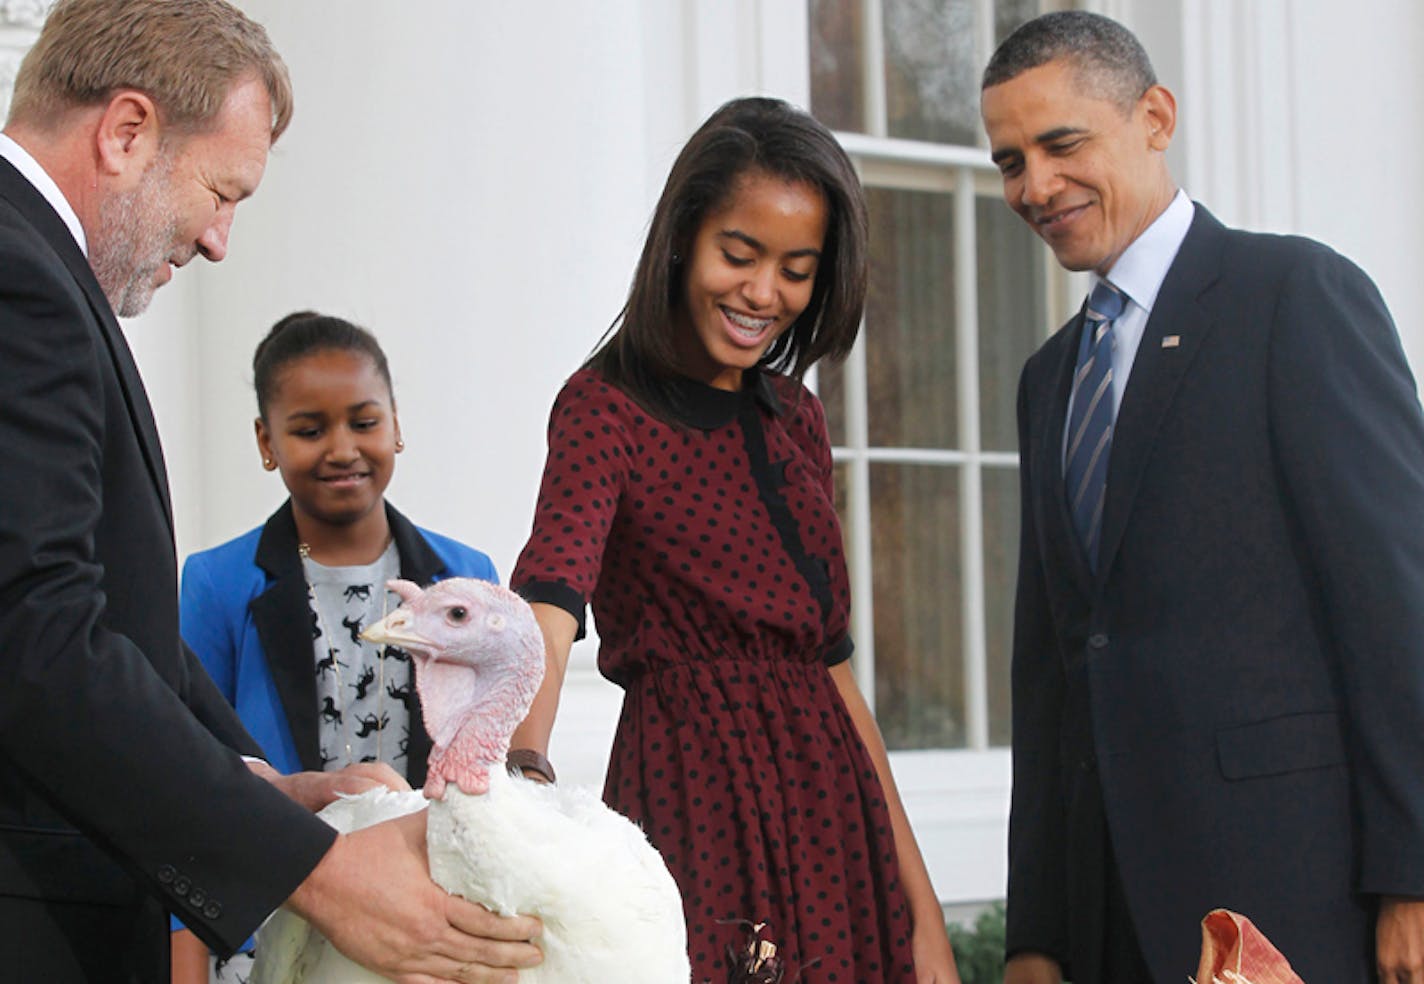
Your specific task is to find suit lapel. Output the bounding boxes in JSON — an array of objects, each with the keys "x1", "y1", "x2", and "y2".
[
  {"x1": 1034, "y1": 313, "x2": 1098, "y2": 598},
  {"x1": 1096, "y1": 208, "x2": 1227, "y2": 580},
  {"x1": 250, "y1": 504, "x2": 324, "y2": 771},
  {"x1": 87, "y1": 289, "x2": 176, "y2": 532},
  {"x1": 0, "y1": 159, "x2": 174, "y2": 530}
]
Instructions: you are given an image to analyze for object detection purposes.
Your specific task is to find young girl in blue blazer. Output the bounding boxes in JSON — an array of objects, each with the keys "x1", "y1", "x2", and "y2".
[{"x1": 170, "y1": 311, "x2": 497, "y2": 983}]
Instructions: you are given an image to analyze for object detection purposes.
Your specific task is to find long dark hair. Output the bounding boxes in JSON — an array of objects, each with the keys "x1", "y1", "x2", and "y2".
[{"x1": 587, "y1": 96, "x2": 868, "y2": 421}]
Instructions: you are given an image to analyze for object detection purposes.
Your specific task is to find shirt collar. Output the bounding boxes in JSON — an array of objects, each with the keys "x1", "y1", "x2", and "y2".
[
  {"x1": 1095, "y1": 188, "x2": 1194, "y2": 313},
  {"x1": 0, "y1": 133, "x2": 88, "y2": 256},
  {"x1": 662, "y1": 367, "x2": 785, "y2": 430}
]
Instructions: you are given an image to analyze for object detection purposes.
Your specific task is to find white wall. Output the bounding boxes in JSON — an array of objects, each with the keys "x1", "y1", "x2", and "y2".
[
  {"x1": 1155, "y1": 0, "x2": 1424, "y2": 369},
  {"x1": 181, "y1": 2, "x2": 655, "y2": 561},
  {"x1": 1288, "y1": 1, "x2": 1424, "y2": 372}
]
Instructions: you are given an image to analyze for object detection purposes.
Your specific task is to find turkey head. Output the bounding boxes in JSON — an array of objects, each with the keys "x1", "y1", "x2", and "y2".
[{"x1": 362, "y1": 578, "x2": 544, "y2": 799}]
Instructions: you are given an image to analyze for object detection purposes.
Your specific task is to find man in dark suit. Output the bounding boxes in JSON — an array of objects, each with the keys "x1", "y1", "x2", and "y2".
[
  {"x1": 0, "y1": 1, "x2": 541, "y2": 980},
  {"x1": 980, "y1": 11, "x2": 1424, "y2": 984}
]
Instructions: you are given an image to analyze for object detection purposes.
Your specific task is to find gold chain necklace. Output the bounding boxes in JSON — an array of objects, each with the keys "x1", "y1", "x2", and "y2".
[{"x1": 298, "y1": 541, "x2": 392, "y2": 768}]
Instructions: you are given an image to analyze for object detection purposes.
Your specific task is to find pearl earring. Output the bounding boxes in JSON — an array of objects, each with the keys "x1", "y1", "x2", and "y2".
[
  {"x1": 395, "y1": 438, "x2": 405, "y2": 452},
  {"x1": 263, "y1": 457, "x2": 275, "y2": 470}
]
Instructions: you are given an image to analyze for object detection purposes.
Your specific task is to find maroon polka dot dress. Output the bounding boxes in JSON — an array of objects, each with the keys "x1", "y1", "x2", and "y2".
[{"x1": 512, "y1": 367, "x2": 917, "y2": 982}]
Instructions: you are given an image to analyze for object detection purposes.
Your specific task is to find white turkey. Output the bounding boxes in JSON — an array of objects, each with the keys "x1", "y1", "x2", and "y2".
[{"x1": 251, "y1": 577, "x2": 690, "y2": 984}]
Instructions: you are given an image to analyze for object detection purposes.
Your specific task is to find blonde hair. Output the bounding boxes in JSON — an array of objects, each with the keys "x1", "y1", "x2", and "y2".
[{"x1": 8, "y1": 0, "x2": 292, "y2": 141}]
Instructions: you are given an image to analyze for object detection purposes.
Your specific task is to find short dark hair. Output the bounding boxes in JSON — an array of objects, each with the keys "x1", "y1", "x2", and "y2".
[
  {"x1": 9, "y1": 0, "x2": 292, "y2": 141},
  {"x1": 253, "y1": 311, "x2": 392, "y2": 421},
  {"x1": 982, "y1": 11, "x2": 1156, "y2": 111},
  {"x1": 588, "y1": 96, "x2": 868, "y2": 420}
]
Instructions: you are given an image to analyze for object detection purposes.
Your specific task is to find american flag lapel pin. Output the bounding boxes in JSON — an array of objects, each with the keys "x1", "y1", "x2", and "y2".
[{"x1": 1162, "y1": 335, "x2": 1181, "y2": 348}]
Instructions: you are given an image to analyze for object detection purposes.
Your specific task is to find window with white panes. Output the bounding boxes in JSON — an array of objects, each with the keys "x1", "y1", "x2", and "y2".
[{"x1": 809, "y1": 0, "x2": 1074, "y2": 752}]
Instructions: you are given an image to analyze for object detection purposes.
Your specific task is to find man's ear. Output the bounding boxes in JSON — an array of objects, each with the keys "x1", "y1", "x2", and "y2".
[
  {"x1": 94, "y1": 90, "x2": 163, "y2": 181},
  {"x1": 1140, "y1": 83, "x2": 1177, "y2": 151}
]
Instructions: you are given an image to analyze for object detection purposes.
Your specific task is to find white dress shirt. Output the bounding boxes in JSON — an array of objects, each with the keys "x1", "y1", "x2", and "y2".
[
  {"x1": 0, "y1": 132, "x2": 88, "y2": 256},
  {"x1": 1092, "y1": 188, "x2": 1195, "y2": 414}
]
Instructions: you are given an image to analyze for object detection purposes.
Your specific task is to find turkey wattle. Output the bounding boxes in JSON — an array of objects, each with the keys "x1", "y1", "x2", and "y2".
[{"x1": 251, "y1": 577, "x2": 690, "y2": 983}]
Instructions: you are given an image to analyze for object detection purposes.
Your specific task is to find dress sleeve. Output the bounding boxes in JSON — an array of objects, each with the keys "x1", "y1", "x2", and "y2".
[
  {"x1": 784, "y1": 381, "x2": 855, "y2": 666},
  {"x1": 511, "y1": 372, "x2": 633, "y2": 636}
]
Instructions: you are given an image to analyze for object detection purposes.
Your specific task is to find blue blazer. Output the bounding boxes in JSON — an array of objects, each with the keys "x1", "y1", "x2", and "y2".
[{"x1": 180, "y1": 501, "x2": 497, "y2": 786}]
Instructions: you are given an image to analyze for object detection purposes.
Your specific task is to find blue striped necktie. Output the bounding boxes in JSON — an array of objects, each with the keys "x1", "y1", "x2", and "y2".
[{"x1": 1065, "y1": 281, "x2": 1126, "y2": 569}]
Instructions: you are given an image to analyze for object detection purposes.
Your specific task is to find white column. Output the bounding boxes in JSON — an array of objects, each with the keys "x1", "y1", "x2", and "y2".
[
  {"x1": 684, "y1": 0, "x2": 812, "y2": 125},
  {"x1": 0, "y1": 0, "x2": 46, "y2": 122},
  {"x1": 1167, "y1": 0, "x2": 1424, "y2": 376},
  {"x1": 1284, "y1": 0, "x2": 1424, "y2": 375}
]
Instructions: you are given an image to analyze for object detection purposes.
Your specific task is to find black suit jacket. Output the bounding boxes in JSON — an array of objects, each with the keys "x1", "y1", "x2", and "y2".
[
  {"x1": 1008, "y1": 206, "x2": 1424, "y2": 981},
  {"x1": 0, "y1": 157, "x2": 334, "y2": 975}
]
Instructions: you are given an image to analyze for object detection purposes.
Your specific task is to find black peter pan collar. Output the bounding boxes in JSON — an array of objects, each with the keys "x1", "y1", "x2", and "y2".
[{"x1": 661, "y1": 367, "x2": 785, "y2": 431}]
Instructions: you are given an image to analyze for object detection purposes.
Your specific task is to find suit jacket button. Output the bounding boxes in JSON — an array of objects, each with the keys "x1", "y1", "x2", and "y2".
[
  {"x1": 1087, "y1": 633, "x2": 1109, "y2": 649},
  {"x1": 204, "y1": 901, "x2": 223, "y2": 920},
  {"x1": 157, "y1": 864, "x2": 176, "y2": 885},
  {"x1": 189, "y1": 888, "x2": 206, "y2": 907},
  {"x1": 173, "y1": 875, "x2": 191, "y2": 896}
]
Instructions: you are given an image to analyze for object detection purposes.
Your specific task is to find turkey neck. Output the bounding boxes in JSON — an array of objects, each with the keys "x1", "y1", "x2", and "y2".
[{"x1": 418, "y1": 654, "x2": 542, "y2": 799}]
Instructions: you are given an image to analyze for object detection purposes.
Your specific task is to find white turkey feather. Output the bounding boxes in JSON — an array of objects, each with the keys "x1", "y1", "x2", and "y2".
[
  {"x1": 427, "y1": 768, "x2": 688, "y2": 983},
  {"x1": 251, "y1": 773, "x2": 689, "y2": 983},
  {"x1": 251, "y1": 788, "x2": 427, "y2": 984}
]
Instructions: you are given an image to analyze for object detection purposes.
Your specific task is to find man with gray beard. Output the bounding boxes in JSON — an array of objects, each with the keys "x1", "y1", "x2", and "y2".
[
  {"x1": 89, "y1": 148, "x2": 181, "y2": 318},
  {"x1": 0, "y1": 1, "x2": 543, "y2": 981}
]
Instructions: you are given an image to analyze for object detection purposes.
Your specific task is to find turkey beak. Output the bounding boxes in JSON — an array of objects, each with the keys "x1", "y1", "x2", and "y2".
[{"x1": 361, "y1": 610, "x2": 433, "y2": 651}]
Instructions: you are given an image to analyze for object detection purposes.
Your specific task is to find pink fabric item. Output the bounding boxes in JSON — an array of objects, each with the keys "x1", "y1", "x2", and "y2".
[{"x1": 1195, "y1": 909, "x2": 1305, "y2": 984}]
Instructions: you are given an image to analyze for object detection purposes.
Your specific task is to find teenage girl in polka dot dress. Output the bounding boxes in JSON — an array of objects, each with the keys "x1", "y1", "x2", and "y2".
[{"x1": 510, "y1": 97, "x2": 960, "y2": 983}]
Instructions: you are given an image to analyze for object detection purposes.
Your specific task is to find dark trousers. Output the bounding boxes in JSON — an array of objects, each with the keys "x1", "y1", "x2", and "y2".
[
  {"x1": 0, "y1": 895, "x2": 168, "y2": 983},
  {"x1": 1064, "y1": 769, "x2": 1155, "y2": 984}
]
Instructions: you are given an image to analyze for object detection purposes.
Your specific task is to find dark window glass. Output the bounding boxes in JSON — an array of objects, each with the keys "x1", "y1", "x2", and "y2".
[
  {"x1": 977, "y1": 195, "x2": 1048, "y2": 451},
  {"x1": 809, "y1": 0, "x2": 865, "y2": 133},
  {"x1": 982, "y1": 464, "x2": 1020, "y2": 746},
  {"x1": 995, "y1": 0, "x2": 1044, "y2": 45},
  {"x1": 866, "y1": 185, "x2": 959, "y2": 447},
  {"x1": 883, "y1": 0, "x2": 980, "y2": 145},
  {"x1": 869, "y1": 462, "x2": 965, "y2": 749}
]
